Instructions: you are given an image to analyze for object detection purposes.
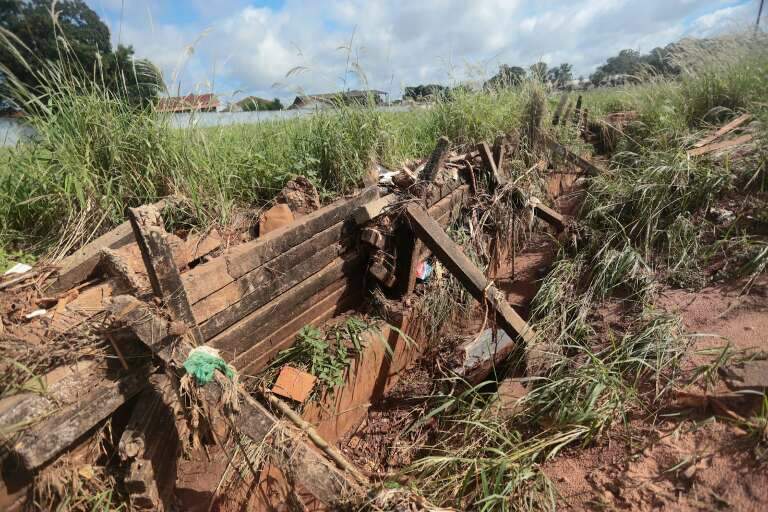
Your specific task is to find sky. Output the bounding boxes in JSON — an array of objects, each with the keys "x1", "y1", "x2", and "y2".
[{"x1": 89, "y1": 0, "x2": 763, "y2": 104}]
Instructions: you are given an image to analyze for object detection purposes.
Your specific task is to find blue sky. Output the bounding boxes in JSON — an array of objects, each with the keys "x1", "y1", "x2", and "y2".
[{"x1": 89, "y1": 0, "x2": 761, "y2": 103}]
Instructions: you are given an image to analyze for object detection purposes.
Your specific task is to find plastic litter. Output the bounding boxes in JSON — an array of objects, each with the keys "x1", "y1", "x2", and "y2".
[
  {"x1": 4, "y1": 263, "x2": 32, "y2": 276},
  {"x1": 416, "y1": 260, "x2": 433, "y2": 282},
  {"x1": 183, "y1": 346, "x2": 235, "y2": 385}
]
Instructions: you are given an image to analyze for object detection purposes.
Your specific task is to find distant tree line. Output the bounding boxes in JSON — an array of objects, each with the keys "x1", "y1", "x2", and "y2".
[
  {"x1": 238, "y1": 96, "x2": 283, "y2": 112},
  {"x1": 588, "y1": 46, "x2": 678, "y2": 85},
  {"x1": 0, "y1": 0, "x2": 165, "y2": 112},
  {"x1": 484, "y1": 62, "x2": 576, "y2": 90}
]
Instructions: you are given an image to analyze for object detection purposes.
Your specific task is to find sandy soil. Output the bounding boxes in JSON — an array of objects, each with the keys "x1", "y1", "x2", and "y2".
[{"x1": 543, "y1": 276, "x2": 768, "y2": 511}]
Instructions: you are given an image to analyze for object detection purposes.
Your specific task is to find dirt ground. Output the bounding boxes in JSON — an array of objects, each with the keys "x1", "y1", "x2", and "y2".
[{"x1": 543, "y1": 276, "x2": 768, "y2": 511}]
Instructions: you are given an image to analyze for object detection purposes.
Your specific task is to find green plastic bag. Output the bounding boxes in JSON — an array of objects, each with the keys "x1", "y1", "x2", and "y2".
[{"x1": 183, "y1": 346, "x2": 235, "y2": 385}]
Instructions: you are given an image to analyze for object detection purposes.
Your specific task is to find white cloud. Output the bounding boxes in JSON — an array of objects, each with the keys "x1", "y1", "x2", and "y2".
[{"x1": 97, "y1": 0, "x2": 759, "y2": 100}]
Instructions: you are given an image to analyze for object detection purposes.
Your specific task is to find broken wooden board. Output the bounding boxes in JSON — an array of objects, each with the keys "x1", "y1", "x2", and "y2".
[
  {"x1": 686, "y1": 133, "x2": 754, "y2": 157},
  {"x1": 452, "y1": 329, "x2": 517, "y2": 384},
  {"x1": 12, "y1": 365, "x2": 153, "y2": 470},
  {"x1": 107, "y1": 296, "x2": 366, "y2": 506},
  {"x1": 405, "y1": 204, "x2": 536, "y2": 345},
  {"x1": 478, "y1": 141, "x2": 504, "y2": 188},
  {"x1": 692, "y1": 113, "x2": 752, "y2": 148},
  {"x1": 46, "y1": 199, "x2": 169, "y2": 294},
  {"x1": 418, "y1": 136, "x2": 451, "y2": 183},
  {"x1": 353, "y1": 194, "x2": 396, "y2": 225},
  {"x1": 119, "y1": 373, "x2": 181, "y2": 511},
  {"x1": 528, "y1": 197, "x2": 567, "y2": 232}
]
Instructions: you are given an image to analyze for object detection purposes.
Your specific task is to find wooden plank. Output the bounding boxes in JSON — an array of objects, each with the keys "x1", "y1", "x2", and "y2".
[
  {"x1": 226, "y1": 186, "x2": 378, "y2": 279},
  {"x1": 692, "y1": 113, "x2": 752, "y2": 148},
  {"x1": 236, "y1": 280, "x2": 362, "y2": 375},
  {"x1": 108, "y1": 299, "x2": 365, "y2": 506},
  {"x1": 530, "y1": 198, "x2": 567, "y2": 232},
  {"x1": 127, "y1": 206, "x2": 199, "y2": 340},
  {"x1": 46, "y1": 200, "x2": 168, "y2": 294},
  {"x1": 452, "y1": 329, "x2": 516, "y2": 384},
  {"x1": 119, "y1": 374, "x2": 180, "y2": 511},
  {"x1": 198, "y1": 240, "x2": 351, "y2": 341},
  {"x1": 208, "y1": 253, "x2": 362, "y2": 358},
  {"x1": 478, "y1": 141, "x2": 503, "y2": 187},
  {"x1": 191, "y1": 220, "x2": 354, "y2": 323},
  {"x1": 493, "y1": 136, "x2": 506, "y2": 173},
  {"x1": 686, "y1": 133, "x2": 753, "y2": 157},
  {"x1": 405, "y1": 204, "x2": 536, "y2": 345},
  {"x1": 180, "y1": 187, "x2": 377, "y2": 305},
  {"x1": 12, "y1": 365, "x2": 153, "y2": 470}
]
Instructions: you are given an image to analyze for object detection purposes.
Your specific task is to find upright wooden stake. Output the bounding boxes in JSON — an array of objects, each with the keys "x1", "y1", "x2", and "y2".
[
  {"x1": 552, "y1": 92, "x2": 569, "y2": 126},
  {"x1": 127, "y1": 205, "x2": 200, "y2": 342}
]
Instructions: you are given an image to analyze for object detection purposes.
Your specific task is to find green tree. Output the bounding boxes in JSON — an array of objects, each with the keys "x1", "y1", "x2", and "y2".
[
  {"x1": 484, "y1": 64, "x2": 526, "y2": 90},
  {"x1": 529, "y1": 61, "x2": 549, "y2": 82},
  {"x1": 547, "y1": 63, "x2": 573, "y2": 87},
  {"x1": 239, "y1": 96, "x2": 283, "y2": 111},
  {"x1": 0, "y1": 0, "x2": 163, "y2": 107}
]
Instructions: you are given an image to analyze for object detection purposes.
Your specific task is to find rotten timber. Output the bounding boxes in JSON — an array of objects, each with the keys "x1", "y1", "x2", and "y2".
[
  {"x1": 405, "y1": 203, "x2": 536, "y2": 346},
  {"x1": 12, "y1": 365, "x2": 153, "y2": 470},
  {"x1": 119, "y1": 374, "x2": 181, "y2": 511},
  {"x1": 692, "y1": 113, "x2": 752, "y2": 148},
  {"x1": 686, "y1": 133, "x2": 754, "y2": 157},
  {"x1": 539, "y1": 131, "x2": 603, "y2": 175}
]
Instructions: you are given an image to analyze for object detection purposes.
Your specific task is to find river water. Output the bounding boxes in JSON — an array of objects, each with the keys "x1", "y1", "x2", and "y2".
[{"x1": 0, "y1": 105, "x2": 418, "y2": 147}]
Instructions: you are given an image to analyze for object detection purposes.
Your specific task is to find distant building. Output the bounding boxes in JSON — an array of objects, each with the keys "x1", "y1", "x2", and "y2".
[
  {"x1": 288, "y1": 90, "x2": 388, "y2": 110},
  {"x1": 156, "y1": 93, "x2": 220, "y2": 113}
]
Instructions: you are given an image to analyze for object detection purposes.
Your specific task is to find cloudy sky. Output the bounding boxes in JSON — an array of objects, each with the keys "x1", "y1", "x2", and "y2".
[{"x1": 90, "y1": 0, "x2": 762, "y2": 102}]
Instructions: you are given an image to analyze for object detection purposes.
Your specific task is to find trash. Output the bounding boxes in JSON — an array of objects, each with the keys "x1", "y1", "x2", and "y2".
[
  {"x1": 24, "y1": 309, "x2": 47, "y2": 319},
  {"x1": 271, "y1": 365, "x2": 317, "y2": 403},
  {"x1": 416, "y1": 260, "x2": 433, "y2": 282},
  {"x1": 708, "y1": 207, "x2": 736, "y2": 225},
  {"x1": 259, "y1": 203, "x2": 295, "y2": 235},
  {"x1": 182, "y1": 346, "x2": 235, "y2": 386},
  {"x1": 78, "y1": 464, "x2": 95, "y2": 480},
  {"x1": 4, "y1": 262, "x2": 32, "y2": 275}
]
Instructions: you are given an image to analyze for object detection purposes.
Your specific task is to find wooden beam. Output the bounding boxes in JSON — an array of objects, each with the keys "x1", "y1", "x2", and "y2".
[
  {"x1": 478, "y1": 141, "x2": 504, "y2": 187},
  {"x1": 686, "y1": 133, "x2": 753, "y2": 157},
  {"x1": 405, "y1": 204, "x2": 536, "y2": 345},
  {"x1": 493, "y1": 136, "x2": 506, "y2": 175},
  {"x1": 692, "y1": 113, "x2": 752, "y2": 148},
  {"x1": 208, "y1": 253, "x2": 363, "y2": 359},
  {"x1": 198, "y1": 240, "x2": 352, "y2": 341},
  {"x1": 126, "y1": 206, "x2": 198, "y2": 339},
  {"x1": 12, "y1": 365, "x2": 153, "y2": 470},
  {"x1": 529, "y1": 197, "x2": 567, "y2": 232},
  {"x1": 119, "y1": 374, "x2": 180, "y2": 511},
  {"x1": 107, "y1": 297, "x2": 366, "y2": 506},
  {"x1": 451, "y1": 329, "x2": 517, "y2": 384}
]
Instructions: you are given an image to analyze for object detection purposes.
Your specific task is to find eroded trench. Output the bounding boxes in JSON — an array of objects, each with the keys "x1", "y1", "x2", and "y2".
[{"x1": 0, "y1": 130, "x2": 591, "y2": 512}]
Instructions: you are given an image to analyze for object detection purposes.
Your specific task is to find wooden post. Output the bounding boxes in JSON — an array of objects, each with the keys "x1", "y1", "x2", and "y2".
[
  {"x1": 478, "y1": 141, "x2": 505, "y2": 190},
  {"x1": 573, "y1": 95, "x2": 583, "y2": 123},
  {"x1": 418, "y1": 136, "x2": 451, "y2": 183},
  {"x1": 552, "y1": 92, "x2": 569, "y2": 126},
  {"x1": 492, "y1": 135, "x2": 506, "y2": 176},
  {"x1": 405, "y1": 204, "x2": 536, "y2": 346},
  {"x1": 127, "y1": 205, "x2": 200, "y2": 342}
]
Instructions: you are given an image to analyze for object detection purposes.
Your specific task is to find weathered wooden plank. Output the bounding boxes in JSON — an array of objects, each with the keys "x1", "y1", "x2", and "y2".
[
  {"x1": 198, "y1": 239, "x2": 352, "y2": 341},
  {"x1": 493, "y1": 135, "x2": 506, "y2": 173},
  {"x1": 12, "y1": 365, "x2": 153, "y2": 470},
  {"x1": 127, "y1": 206, "x2": 199, "y2": 342},
  {"x1": 191, "y1": 220, "x2": 354, "y2": 323},
  {"x1": 226, "y1": 186, "x2": 378, "y2": 279},
  {"x1": 46, "y1": 200, "x2": 168, "y2": 294},
  {"x1": 108, "y1": 299, "x2": 365, "y2": 506},
  {"x1": 119, "y1": 374, "x2": 180, "y2": 511},
  {"x1": 478, "y1": 141, "x2": 503, "y2": 187},
  {"x1": 530, "y1": 198, "x2": 567, "y2": 232},
  {"x1": 687, "y1": 133, "x2": 754, "y2": 157},
  {"x1": 236, "y1": 280, "x2": 362, "y2": 375},
  {"x1": 451, "y1": 329, "x2": 516, "y2": 384},
  {"x1": 405, "y1": 204, "x2": 536, "y2": 345},
  {"x1": 208, "y1": 253, "x2": 363, "y2": 358},
  {"x1": 692, "y1": 113, "x2": 751, "y2": 148}
]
